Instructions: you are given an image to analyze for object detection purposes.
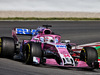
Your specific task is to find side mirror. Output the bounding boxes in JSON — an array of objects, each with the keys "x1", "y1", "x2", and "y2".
[
  {"x1": 65, "y1": 40, "x2": 70, "y2": 43},
  {"x1": 62, "y1": 40, "x2": 70, "y2": 43}
]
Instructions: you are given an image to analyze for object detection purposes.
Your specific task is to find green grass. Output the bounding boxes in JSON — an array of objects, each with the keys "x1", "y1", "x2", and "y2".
[{"x1": 0, "y1": 17, "x2": 100, "y2": 20}]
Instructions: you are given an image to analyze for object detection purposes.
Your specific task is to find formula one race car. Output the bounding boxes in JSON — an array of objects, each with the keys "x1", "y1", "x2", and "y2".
[{"x1": 0, "y1": 25, "x2": 99, "y2": 69}]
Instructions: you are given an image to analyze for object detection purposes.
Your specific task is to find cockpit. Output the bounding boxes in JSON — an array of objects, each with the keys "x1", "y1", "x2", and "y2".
[
  {"x1": 33, "y1": 26, "x2": 52, "y2": 36},
  {"x1": 40, "y1": 35, "x2": 61, "y2": 43},
  {"x1": 32, "y1": 25, "x2": 61, "y2": 43}
]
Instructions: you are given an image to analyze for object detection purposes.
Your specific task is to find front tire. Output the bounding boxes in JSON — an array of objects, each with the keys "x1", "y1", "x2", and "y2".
[
  {"x1": 24, "y1": 42, "x2": 42, "y2": 64},
  {"x1": 80, "y1": 47, "x2": 98, "y2": 68}
]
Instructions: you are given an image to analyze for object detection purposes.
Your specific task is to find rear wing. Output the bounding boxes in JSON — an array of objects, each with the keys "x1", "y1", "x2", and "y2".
[
  {"x1": 12, "y1": 28, "x2": 36, "y2": 42},
  {"x1": 15, "y1": 28, "x2": 36, "y2": 35}
]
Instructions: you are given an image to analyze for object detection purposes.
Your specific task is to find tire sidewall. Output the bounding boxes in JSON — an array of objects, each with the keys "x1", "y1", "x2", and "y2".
[
  {"x1": 80, "y1": 47, "x2": 98, "y2": 67},
  {"x1": 24, "y1": 42, "x2": 42, "y2": 64},
  {"x1": 0, "y1": 37, "x2": 15, "y2": 58}
]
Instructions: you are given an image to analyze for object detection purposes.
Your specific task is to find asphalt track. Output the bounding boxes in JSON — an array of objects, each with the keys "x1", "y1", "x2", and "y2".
[{"x1": 0, "y1": 21, "x2": 100, "y2": 75}]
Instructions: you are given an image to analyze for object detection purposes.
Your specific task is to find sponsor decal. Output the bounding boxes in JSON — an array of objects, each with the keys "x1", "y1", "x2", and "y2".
[
  {"x1": 63, "y1": 54, "x2": 70, "y2": 57},
  {"x1": 55, "y1": 38, "x2": 58, "y2": 43},
  {"x1": 16, "y1": 28, "x2": 36, "y2": 35},
  {"x1": 40, "y1": 37, "x2": 44, "y2": 42},
  {"x1": 56, "y1": 45, "x2": 66, "y2": 48}
]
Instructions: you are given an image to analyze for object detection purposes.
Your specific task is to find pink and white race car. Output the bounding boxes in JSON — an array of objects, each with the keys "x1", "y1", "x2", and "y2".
[{"x1": 0, "y1": 25, "x2": 99, "y2": 69}]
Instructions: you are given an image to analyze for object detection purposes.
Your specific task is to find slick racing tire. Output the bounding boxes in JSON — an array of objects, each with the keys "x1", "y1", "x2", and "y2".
[
  {"x1": 0, "y1": 37, "x2": 15, "y2": 58},
  {"x1": 24, "y1": 42, "x2": 42, "y2": 64},
  {"x1": 80, "y1": 47, "x2": 98, "y2": 68}
]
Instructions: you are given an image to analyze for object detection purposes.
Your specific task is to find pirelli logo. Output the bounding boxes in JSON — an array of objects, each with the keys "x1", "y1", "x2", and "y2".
[{"x1": 0, "y1": 38, "x2": 1, "y2": 43}]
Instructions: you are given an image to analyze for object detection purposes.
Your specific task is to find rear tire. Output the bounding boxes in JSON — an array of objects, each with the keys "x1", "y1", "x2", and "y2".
[
  {"x1": 24, "y1": 42, "x2": 42, "y2": 64},
  {"x1": 0, "y1": 37, "x2": 15, "y2": 58},
  {"x1": 80, "y1": 47, "x2": 98, "y2": 68}
]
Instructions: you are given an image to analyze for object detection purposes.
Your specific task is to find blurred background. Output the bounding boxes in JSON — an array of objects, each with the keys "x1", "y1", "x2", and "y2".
[
  {"x1": 0, "y1": 0, "x2": 100, "y2": 18},
  {"x1": 0, "y1": 0, "x2": 100, "y2": 12}
]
